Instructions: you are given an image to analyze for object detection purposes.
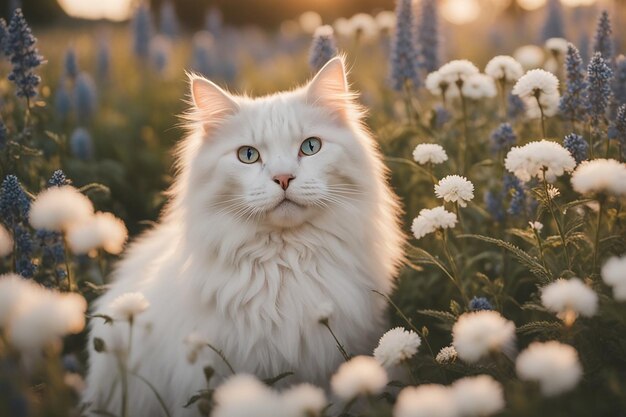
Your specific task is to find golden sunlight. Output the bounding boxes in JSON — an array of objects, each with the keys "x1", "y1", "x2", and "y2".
[
  {"x1": 441, "y1": 0, "x2": 481, "y2": 25},
  {"x1": 57, "y1": 0, "x2": 133, "y2": 21},
  {"x1": 516, "y1": 0, "x2": 547, "y2": 10}
]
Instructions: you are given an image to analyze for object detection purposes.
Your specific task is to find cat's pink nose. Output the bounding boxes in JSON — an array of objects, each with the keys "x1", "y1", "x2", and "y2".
[{"x1": 273, "y1": 174, "x2": 295, "y2": 190}]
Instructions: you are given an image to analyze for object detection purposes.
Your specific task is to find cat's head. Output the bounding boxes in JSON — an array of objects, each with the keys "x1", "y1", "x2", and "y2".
[{"x1": 179, "y1": 57, "x2": 382, "y2": 230}]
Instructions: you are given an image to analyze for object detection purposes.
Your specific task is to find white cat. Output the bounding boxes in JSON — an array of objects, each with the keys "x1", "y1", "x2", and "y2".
[{"x1": 83, "y1": 57, "x2": 404, "y2": 416}]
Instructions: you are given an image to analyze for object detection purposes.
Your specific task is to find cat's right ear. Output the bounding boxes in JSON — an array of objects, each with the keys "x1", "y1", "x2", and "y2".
[{"x1": 188, "y1": 74, "x2": 239, "y2": 133}]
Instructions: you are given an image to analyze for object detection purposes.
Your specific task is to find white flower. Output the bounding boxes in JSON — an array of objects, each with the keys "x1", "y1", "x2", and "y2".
[
  {"x1": 546, "y1": 185, "x2": 560, "y2": 198},
  {"x1": 541, "y1": 278, "x2": 598, "y2": 324},
  {"x1": 485, "y1": 55, "x2": 524, "y2": 82},
  {"x1": 545, "y1": 37, "x2": 568, "y2": 55},
  {"x1": 0, "y1": 273, "x2": 40, "y2": 328},
  {"x1": 0, "y1": 224, "x2": 13, "y2": 257},
  {"x1": 462, "y1": 74, "x2": 497, "y2": 100},
  {"x1": 183, "y1": 332, "x2": 208, "y2": 364},
  {"x1": 516, "y1": 341, "x2": 582, "y2": 396},
  {"x1": 29, "y1": 186, "x2": 94, "y2": 232},
  {"x1": 330, "y1": 355, "x2": 388, "y2": 400},
  {"x1": 438, "y1": 59, "x2": 480, "y2": 84},
  {"x1": 451, "y1": 375, "x2": 505, "y2": 416},
  {"x1": 452, "y1": 311, "x2": 516, "y2": 363},
  {"x1": 602, "y1": 256, "x2": 626, "y2": 301},
  {"x1": 281, "y1": 383, "x2": 327, "y2": 417},
  {"x1": 513, "y1": 45, "x2": 545, "y2": 70},
  {"x1": 512, "y1": 69, "x2": 559, "y2": 99},
  {"x1": 108, "y1": 292, "x2": 150, "y2": 322},
  {"x1": 411, "y1": 206, "x2": 457, "y2": 239},
  {"x1": 504, "y1": 140, "x2": 576, "y2": 183},
  {"x1": 66, "y1": 211, "x2": 128, "y2": 255},
  {"x1": 434, "y1": 175, "x2": 475, "y2": 207},
  {"x1": 394, "y1": 384, "x2": 458, "y2": 417},
  {"x1": 315, "y1": 301, "x2": 334, "y2": 322},
  {"x1": 412, "y1": 144, "x2": 449, "y2": 165},
  {"x1": 213, "y1": 374, "x2": 280, "y2": 417},
  {"x1": 373, "y1": 327, "x2": 421, "y2": 367},
  {"x1": 375, "y1": 10, "x2": 396, "y2": 32},
  {"x1": 522, "y1": 90, "x2": 560, "y2": 118},
  {"x1": 349, "y1": 13, "x2": 378, "y2": 41},
  {"x1": 425, "y1": 71, "x2": 460, "y2": 99},
  {"x1": 529, "y1": 221, "x2": 544, "y2": 232},
  {"x1": 570, "y1": 159, "x2": 626, "y2": 197},
  {"x1": 435, "y1": 345, "x2": 457, "y2": 364}
]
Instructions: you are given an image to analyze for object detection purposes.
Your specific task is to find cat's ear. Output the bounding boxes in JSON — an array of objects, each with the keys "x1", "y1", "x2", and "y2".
[
  {"x1": 188, "y1": 74, "x2": 239, "y2": 133},
  {"x1": 306, "y1": 57, "x2": 355, "y2": 119}
]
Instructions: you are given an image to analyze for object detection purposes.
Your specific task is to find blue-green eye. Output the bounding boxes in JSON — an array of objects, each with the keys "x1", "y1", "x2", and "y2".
[
  {"x1": 237, "y1": 146, "x2": 260, "y2": 164},
  {"x1": 300, "y1": 137, "x2": 322, "y2": 156}
]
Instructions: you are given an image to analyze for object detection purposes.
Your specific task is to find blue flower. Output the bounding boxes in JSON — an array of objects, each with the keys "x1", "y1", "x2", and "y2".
[
  {"x1": 0, "y1": 18, "x2": 8, "y2": 57},
  {"x1": 587, "y1": 52, "x2": 613, "y2": 127},
  {"x1": 5, "y1": 9, "x2": 44, "y2": 99},
  {"x1": 54, "y1": 78, "x2": 72, "y2": 120},
  {"x1": 74, "y1": 72, "x2": 97, "y2": 125},
  {"x1": 485, "y1": 190, "x2": 505, "y2": 223},
  {"x1": 490, "y1": 123, "x2": 516, "y2": 154},
  {"x1": 309, "y1": 26, "x2": 337, "y2": 72},
  {"x1": 560, "y1": 44, "x2": 589, "y2": 123},
  {"x1": 541, "y1": 0, "x2": 564, "y2": 41},
  {"x1": 613, "y1": 55, "x2": 626, "y2": 106},
  {"x1": 69, "y1": 127, "x2": 94, "y2": 161},
  {"x1": 47, "y1": 169, "x2": 68, "y2": 187},
  {"x1": 593, "y1": 10, "x2": 613, "y2": 62},
  {"x1": 96, "y1": 37, "x2": 110, "y2": 80},
  {"x1": 205, "y1": 7, "x2": 223, "y2": 36},
  {"x1": 159, "y1": 0, "x2": 179, "y2": 39},
  {"x1": 64, "y1": 47, "x2": 78, "y2": 79},
  {"x1": 563, "y1": 133, "x2": 589, "y2": 164},
  {"x1": 469, "y1": 297, "x2": 494, "y2": 311},
  {"x1": 433, "y1": 105, "x2": 451, "y2": 129},
  {"x1": 577, "y1": 33, "x2": 590, "y2": 65},
  {"x1": 389, "y1": 0, "x2": 420, "y2": 91},
  {"x1": 504, "y1": 174, "x2": 534, "y2": 217},
  {"x1": 615, "y1": 104, "x2": 626, "y2": 151},
  {"x1": 507, "y1": 93, "x2": 526, "y2": 119},
  {"x1": 132, "y1": 2, "x2": 153, "y2": 60},
  {"x1": 0, "y1": 174, "x2": 30, "y2": 227},
  {"x1": 416, "y1": 0, "x2": 439, "y2": 73}
]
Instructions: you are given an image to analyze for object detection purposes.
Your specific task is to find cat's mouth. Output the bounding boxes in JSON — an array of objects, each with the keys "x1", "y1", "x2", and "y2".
[{"x1": 273, "y1": 198, "x2": 305, "y2": 210}]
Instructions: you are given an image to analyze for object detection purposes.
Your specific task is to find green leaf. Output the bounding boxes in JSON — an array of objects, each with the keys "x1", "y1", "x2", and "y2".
[
  {"x1": 517, "y1": 321, "x2": 562, "y2": 336},
  {"x1": 263, "y1": 371, "x2": 294, "y2": 386},
  {"x1": 418, "y1": 309, "x2": 457, "y2": 324}
]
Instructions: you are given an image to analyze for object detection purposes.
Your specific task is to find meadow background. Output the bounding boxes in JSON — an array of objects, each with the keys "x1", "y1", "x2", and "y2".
[{"x1": 1, "y1": 0, "x2": 626, "y2": 416}]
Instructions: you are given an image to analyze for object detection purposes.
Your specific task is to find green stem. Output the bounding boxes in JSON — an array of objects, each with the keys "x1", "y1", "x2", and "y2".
[
  {"x1": 442, "y1": 230, "x2": 469, "y2": 304},
  {"x1": 458, "y1": 81, "x2": 469, "y2": 175},
  {"x1": 536, "y1": 94, "x2": 546, "y2": 138},
  {"x1": 592, "y1": 198, "x2": 604, "y2": 275},
  {"x1": 63, "y1": 237, "x2": 74, "y2": 292},
  {"x1": 205, "y1": 342, "x2": 236, "y2": 374},
  {"x1": 532, "y1": 227, "x2": 549, "y2": 272},
  {"x1": 542, "y1": 174, "x2": 571, "y2": 270},
  {"x1": 321, "y1": 320, "x2": 350, "y2": 361}
]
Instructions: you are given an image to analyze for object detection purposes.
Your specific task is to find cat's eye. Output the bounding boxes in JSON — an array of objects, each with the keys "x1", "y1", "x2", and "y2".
[
  {"x1": 300, "y1": 137, "x2": 322, "y2": 156},
  {"x1": 237, "y1": 146, "x2": 260, "y2": 164}
]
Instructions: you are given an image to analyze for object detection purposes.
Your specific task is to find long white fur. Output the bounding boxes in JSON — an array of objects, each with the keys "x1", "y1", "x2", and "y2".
[{"x1": 83, "y1": 57, "x2": 405, "y2": 416}]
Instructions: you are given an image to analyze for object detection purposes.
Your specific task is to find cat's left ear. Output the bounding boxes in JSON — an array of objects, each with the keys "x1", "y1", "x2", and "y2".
[
  {"x1": 306, "y1": 57, "x2": 354, "y2": 120},
  {"x1": 188, "y1": 73, "x2": 239, "y2": 134}
]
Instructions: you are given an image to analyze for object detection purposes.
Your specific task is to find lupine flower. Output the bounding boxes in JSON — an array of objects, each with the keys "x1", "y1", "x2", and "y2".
[
  {"x1": 29, "y1": 186, "x2": 93, "y2": 232},
  {"x1": 132, "y1": 2, "x2": 152, "y2": 60},
  {"x1": 159, "y1": 0, "x2": 178, "y2": 39},
  {"x1": 516, "y1": 341, "x2": 582, "y2": 396},
  {"x1": 504, "y1": 175, "x2": 536, "y2": 216},
  {"x1": 389, "y1": 0, "x2": 420, "y2": 91},
  {"x1": 54, "y1": 78, "x2": 72, "y2": 121},
  {"x1": 587, "y1": 52, "x2": 613, "y2": 127},
  {"x1": 484, "y1": 190, "x2": 505, "y2": 222},
  {"x1": 541, "y1": 278, "x2": 598, "y2": 324},
  {"x1": 282, "y1": 384, "x2": 327, "y2": 417},
  {"x1": 593, "y1": 10, "x2": 613, "y2": 62},
  {"x1": 615, "y1": 104, "x2": 626, "y2": 150},
  {"x1": 69, "y1": 127, "x2": 94, "y2": 161},
  {"x1": 490, "y1": 123, "x2": 517, "y2": 154},
  {"x1": 411, "y1": 206, "x2": 457, "y2": 239},
  {"x1": 541, "y1": 0, "x2": 564, "y2": 41},
  {"x1": 74, "y1": 72, "x2": 97, "y2": 124},
  {"x1": 560, "y1": 44, "x2": 589, "y2": 123},
  {"x1": 469, "y1": 297, "x2": 493, "y2": 311},
  {"x1": 505, "y1": 140, "x2": 576, "y2": 183},
  {"x1": 412, "y1": 143, "x2": 448, "y2": 164},
  {"x1": 5, "y1": 9, "x2": 44, "y2": 99},
  {"x1": 570, "y1": 158, "x2": 626, "y2": 196},
  {"x1": 308, "y1": 25, "x2": 337, "y2": 72},
  {"x1": 435, "y1": 345, "x2": 457, "y2": 364},
  {"x1": 563, "y1": 133, "x2": 589, "y2": 164},
  {"x1": 508, "y1": 93, "x2": 526, "y2": 119},
  {"x1": 0, "y1": 174, "x2": 30, "y2": 227},
  {"x1": 331, "y1": 356, "x2": 388, "y2": 400},
  {"x1": 451, "y1": 375, "x2": 505, "y2": 417},
  {"x1": 452, "y1": 310, "x2": 516, "y2": 363},
  {"x1": 66, "y1": 211, "x2": 128, "y2": 255},
  {"x1": 108, "y1": 292, "x2": 150, "y2": 322},
  {"x1": 394, "y1": 384, "x2": 458, "y2": 417},
  {"x1": 205, "y1": 7, "x2": 223, "y2": 36},
  {"x1": 96, "y1": 36, "x2": 110, "y2": 80},
  {"x1": 434, "y1": 105, "x2": 451, "y2": 128},
  {"x1": 545, "y1": 37, "x2": 568, "y2": 57},
  {"x1": 602, "y1": 256, "x2": 626, "y2": 301},
  {"x1": 149, "y1": 35, "x2": 171, "y2": 75},
  {"x1": 416, "y1": 0, "x2": 439, "y2": 73},
  {"x1": 213, "y1": 374, "x2": 280, "y2": 417},
  {"x1": 461, "y1": 74, "x2": 497, "y2": 100},
  {"x1": 484, "y1": 55, "x2": 524, "y2": 83},
  {"x1": 0, "y1": 224, "x2": 13, "y2": 257},
  {"x1": 64, "y1": 47, "x2": 78, "y2": 79},
  {"x1": 434, "y1": 175, "x2": 475, "y2": 207},
  {"x1": 373, "y1": 327, "x2": 421, "y2": 367},
  {"x1": 47, "y1": 170, "x2": 68, "y2": 187},
  {"x1": 613, "y1": 55, "x2": 626, "y2": 106}
]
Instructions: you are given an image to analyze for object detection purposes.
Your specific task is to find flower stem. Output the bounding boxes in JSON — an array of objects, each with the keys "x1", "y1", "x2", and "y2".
[
  {"x1": 205, "y1": 342, "x2": 236, "y2": 374},
  {"x1": 592, "y1": 198, "x2": 604, "y2": 275},
  {"x1": 542, "y1": 173, "x2": 571, "y2": 270},
  {"x1": 442, "y1": 230, "x2": 469, "y2": 304},
  {"x1": 458, "y1": 83, "x2": 469, "y2": 175},
  {"x1": 535, "y1": 94, "x2": 546, "y2": 138},
  {"x1": 321, "y1": 320, "x2": 350, "y2": 361},
  {"x1": 63, "y1": 237, "x2": 74, "y2": 292}
]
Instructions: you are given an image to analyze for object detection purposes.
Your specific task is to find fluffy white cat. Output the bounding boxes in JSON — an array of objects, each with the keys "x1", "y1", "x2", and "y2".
[{"x1": 84, "y1": 57, "x2": 404, "y2": 416}]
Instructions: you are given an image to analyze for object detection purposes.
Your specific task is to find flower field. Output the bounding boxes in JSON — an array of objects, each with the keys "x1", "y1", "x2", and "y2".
[{"x1": 1, "y1": 1, "x2": 626, "y2": 416}]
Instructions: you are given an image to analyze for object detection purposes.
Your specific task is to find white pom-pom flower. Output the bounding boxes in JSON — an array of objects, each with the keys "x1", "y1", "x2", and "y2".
[
  {"x1": 504, "y1": 140, "x2": 576, "y2": 183},
  {"x1": 513, "y1": 45, "x2": 545, "y2": 70},
  {"x1": 451, "y1": 375, "x2": 505, "y2": 416},
  {"x1": 435, "y1": 345, "x2": 458, "y2": 364},
  {"x1": 183, "y1": 332, "x2": 209, "y2": 364},
  {"x1": 545, "y1": 37, "x2": 568, "y2": 55},
  {"x1": 512, "y1": 69, "x2": 559, "y2": 99},
  {"x1": 602, "y1": 256, "x2": 626, "y2": 301},
  {"x1": 425, "y1": 71, "x2": 460, "y2": 99},
  {"x1": 516, "y1": 341, "x2": 583, "y2": 396},
  {"x1": 522, "y1": 90, "x2": 560, "y2": 118},
  {"x1": 412, "y1": 143, "x2": 448, "y2": 165},
  {"x1": 0, "y1": 224, "x2": 13, "y2": 257},
  {"x1": 438, "y1": 59, "x2": 480, "y2": 84},
  {"x1": 0, "y1": 273, "x2": 40, "y2": 328},
  {"x1": 330, "y1": 355, "x2": 388, "y2": 400},
  {"x1": 411, "y1": 206, "x2": 457, "y2": 239},
  {"x1": 394, "y1": 384, "x2": 458, "y2": 417},
  {"x1": 281, "y1": 383, "x2": 327, "y2": 417},
  {"x1": 434, "y1": 175, "x2": 475, "y2": 207},
  {"x1": 541, "y1": 278, "x2": 598, "y2": 324},
  {"x1": 452, "y1": 311, "x2": 516, "y2": 363},
  {"x1": 373, "y1": 327, "x2": 421, "y2": 367},
  {"x1": 462, "y1": 74, "x2": 497, "y2": 100},
  {"x1": 29, "y1": 186, "x2": 94, "y2": 232},
  {"x1": 108, "y1": 292, "x2": 150, "y2": 322},
  {"x1": 570, "y1": 159, "x2": 626, "y2": 197},
  {"x1": 485, "y1": 55, "x2": 524, "y2": 82},
  {"x1": 213, "y1": 374, "x2": 280, "y2": 417},
  {"x1": 66, "y1": 211, "x2": 128, "y2": 255}
]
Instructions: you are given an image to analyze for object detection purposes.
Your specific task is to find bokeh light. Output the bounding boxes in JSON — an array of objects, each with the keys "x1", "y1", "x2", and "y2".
[
  {"x1": 57, "y1": 0, "x2": 132, "y2": 21},
  {"x1": 441, "y1": 0, "x2": 481, "y2": 25},
  {"x1": 517, "y1": 0, "x2": 547, "y2": 10}
]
